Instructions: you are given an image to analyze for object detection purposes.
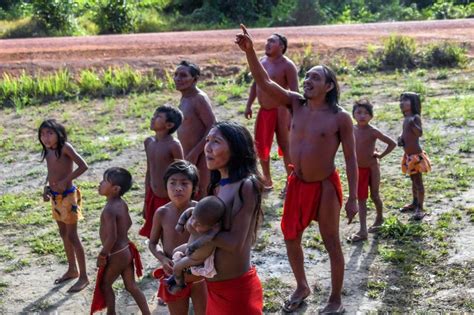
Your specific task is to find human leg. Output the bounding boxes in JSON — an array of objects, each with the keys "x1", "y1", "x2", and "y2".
[
  {"x1": 167, "y1": 299, "x2": 190, "y2": 315},
  {"x1": 65, "y1": 223, "x2": 89, "y2": 292},
  {"x1": 54, "y1": 221, "x2": 79, "y2": 284},
  {"x1": 190, "y1": 280, "x2": 207, "y2": 315},
  {"x1": 348, "y1": 199, "x2": 368, "y2": 242},
  {"x1": 411, "y1": 173, "x2": 425, "y2": 220},
  {"x1": 369, "y1": 164, "x2": 384, "y2": 231},
  {"x1": 121, "y1": 257, "x2": 150, "y2": 315},
  {"x1": 101, "y1": 254, "x2": 129, "y2": 314},
  {"x1": 276, "y1": 107, "x2": 292, "y2": 197}
]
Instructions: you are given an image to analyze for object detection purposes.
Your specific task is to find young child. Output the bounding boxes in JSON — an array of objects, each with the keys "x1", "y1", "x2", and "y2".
[
  {"x1": 90, "y1": 167, "x2": 150, "y2": 315},
  {"x1": 167, "y1": 196, "x2": 227, "y2": 294},
  {"x1": 348, "y1": 100, "x2": 396, "y2": 242},
  {"x1": 39, "y1": 119, "x2": 89, "y2": 293},
  {"x1": 148, "y1": 160, "x2": 207, "y2": 315},
  {"x1": 398, "y1": 92, "x2": 431, "y2": 220},
  {"x1": 139, "y1": 105, "x2": 184, "y2": 238}
]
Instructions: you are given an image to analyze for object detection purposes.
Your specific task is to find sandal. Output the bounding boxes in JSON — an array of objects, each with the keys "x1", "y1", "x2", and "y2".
[
  {"x1": 346, "y1": 233, "x2": 367, "y2": 243},
  {"x1": 399, "y1": 203, "x2": 416, "y2": 213},
  {"x1": 282, "y1": 295, "x2": 308, "y2": 312}
]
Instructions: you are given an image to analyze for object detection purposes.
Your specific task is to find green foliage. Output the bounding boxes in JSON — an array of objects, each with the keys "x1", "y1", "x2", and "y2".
[
  {"x1": 379, "y1": 215, "x2": 427, "y2": 240},
  {"x1": 94, "y1": 0, "x2": 136, "y2": 34},
  {"x1": 422, "y1": 42, "x2": 468, "y2": 68},
  {"x1": 381, "y1": 35, "x2": 417, "y2": 70},
  {"x1": 31, "y1": 0, "x2": 77, "y2": 35}
]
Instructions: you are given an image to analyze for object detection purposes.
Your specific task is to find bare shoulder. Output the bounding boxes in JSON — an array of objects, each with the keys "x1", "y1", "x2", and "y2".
[
  {"x1": 290, "y1": 93, "x2": 306, "y2": 108},
  {"x1": 144, "y1": 136, "x2": 154, "y2": 147},
  {"x1": 283, "y1": 56, "x2": 297, "y2": 68},
  {"x1": 195, "y1": 89, "x2": 212, "y2": 105},
  {"x1": 61, "y1": 142, "x2": 75, "y2": 154},
  {"x1": 336, "y1": 108, "x2": 353, "y2": 123}
]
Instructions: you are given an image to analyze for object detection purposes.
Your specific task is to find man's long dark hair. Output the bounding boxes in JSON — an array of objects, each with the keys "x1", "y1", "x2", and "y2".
[{"x1": 322, "y1": 65, "x2": 341, "y2": 113}]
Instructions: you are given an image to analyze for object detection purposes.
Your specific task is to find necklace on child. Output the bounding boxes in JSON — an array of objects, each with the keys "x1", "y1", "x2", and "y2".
[{"x1": 219, "y1": 178, "x2": 232, "y2": 186}]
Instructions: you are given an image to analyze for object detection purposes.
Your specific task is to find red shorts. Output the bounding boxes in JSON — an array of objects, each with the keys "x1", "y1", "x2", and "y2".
[
  {"x1": 90, "y1": 242, "x2": 143, "y2": 314},
  {"x1": 152, "y1": 268, "x2": 198, "y2": 303},
  {"x1": 206, "y1": 267, "x2": 263, "y2": 315},
  {"x1": 357, "y1": 167, "x2": 371, "y2": 200},
  {"x1": 254, "y1": 108, "x2": 283, "y2": 161},
  {"x1": 281, "y1": 170, "x2": 343, "y2": 240},
  {"x1": 139, "y1": 187, "x2": 170, "y2": 238}
]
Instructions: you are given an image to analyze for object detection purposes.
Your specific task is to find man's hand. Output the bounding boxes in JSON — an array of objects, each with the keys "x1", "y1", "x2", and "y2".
[
  {"x1": 244, "y1": 106, "x2": 253, "y2": 119},
  {"x1": 345, "y1": 197, "x2": 358, "y2": 224},
  {"x1": 235, "y1": 24, "x2": 253, "y2": 52}
]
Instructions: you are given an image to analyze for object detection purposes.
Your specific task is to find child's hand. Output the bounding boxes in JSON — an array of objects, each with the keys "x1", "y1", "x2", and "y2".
[
  {"x1": 345, "y1": 197, "x2": 358, "y2": 224},
  {"x1": 175, "y1": 223, "x2": 185, "y2": 233},
  {"x1": 185, "y1": 244, "x2": 197, "y2": 257},
  {"x1": 42, "y1": 186, "x2": 51, "y2": 202},
  {"x1": 244, "y1": 106, "x2": 253, "y2": 119},
  {"x1": 235, "y1": 24, "x2": 253, "y2": 52},
  {"x1": 397, "y1": 136, "x2": 404, "y2": 147},
  {"x1": 162, "y1": 257, "x2": 174, "y2": 276},
  {"x1": 97, "y1": 254, "x2": 107, "y2": 267},
  {"x1": 373, "y1": 152, "x2": 381, "y2": 159}
]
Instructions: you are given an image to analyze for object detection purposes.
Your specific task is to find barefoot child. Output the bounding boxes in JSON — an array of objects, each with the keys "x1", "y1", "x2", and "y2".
[
  {"x1": 244, "y1": 33, "x2": 298, "y2": 195},
  {"x1": 90, "y1": 168, "x2": 150, "y2": 315},
  {"x1": 167, "y1": 196, "x2": 226, "y2": 294},
  {"x1": 139, "y1": 105, "x2": 184, "y2": 238},
  {"x1": 39, "y1": 119, "x2": 89, "y2": 292},
  {"x1": 398, "y1": 92, "x2": 431, "y2": 220},
  {"x1": 175, "y1": 60, "x2": 216, "y2": 199},
  {"x1": 348, "y1": 100, "x2": 396, "y2": 242},
  {"x1": 236, "y1": 25, "x2": 358, "y2": 314},
  {"x1": 204, "y1": 121, "x2": 264, "y2": 314},
  {"x1": 148, "y1": 160, "x2": 207, "y2": 315}
]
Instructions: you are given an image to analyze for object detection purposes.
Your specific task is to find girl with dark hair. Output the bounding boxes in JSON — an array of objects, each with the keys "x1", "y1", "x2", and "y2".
[
  {"x1": 38, "y1": 119, "x2": 89, "y2": 292},
  {"x1": 202, "y1": 121, "x2": 264, "y2": 314}
]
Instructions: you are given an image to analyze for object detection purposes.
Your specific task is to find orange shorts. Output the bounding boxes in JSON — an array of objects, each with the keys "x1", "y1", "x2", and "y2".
[
  {"x1": 401, "y1": 151, "x2": 432, "y2": 175},
  {"x1": 50, "y1": 186, "x2": 83, "y2": 224}
]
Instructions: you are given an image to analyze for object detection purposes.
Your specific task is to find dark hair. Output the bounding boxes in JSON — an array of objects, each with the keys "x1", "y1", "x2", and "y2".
[
  {"x1": 155, "y1": 105, "x2": 183, "y2": 134},
  {"x1": 164, "y1": 160, "x2": 199, "y2": 199},
  {"x1": 321, "y1": 65, "x2": 340, "y2": 113},
  {"x1": 400, "y1": 92, "x2": 421, "y2": 115},
  {"x1": 352, "y1": 99, "x2": 374, "y2": 117},
  {"x1": 207, "y1": 121, "x2": 263, "y2": 243},
  {"x1": 273, "y1": 33, "x2": 288, "y2": 54},
  {"x1": 104, "y1": 167, "x2": 132, "y2": 196},
  {"x1": 193, "y1": 196, "x2": 226, "y2": 227},
  {"x1": 38, "y1": 119, "x2": 67, "y2": 161},
  {"x1": 178, "y1": 60, "x2": 200, "y2": 78}
]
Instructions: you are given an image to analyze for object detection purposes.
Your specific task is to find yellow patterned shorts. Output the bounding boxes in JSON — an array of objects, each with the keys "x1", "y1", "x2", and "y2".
[
  {"x1": 50, "y1": 186, "x2": 83, "y2": 224},
  {"x1": 401, "y1": 151, "x2": 432, "y2": 175}
]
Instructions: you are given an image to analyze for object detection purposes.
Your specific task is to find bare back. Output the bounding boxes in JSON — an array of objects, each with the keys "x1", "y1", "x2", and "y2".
[
  {"x1": 257, "y1": 56, "x2": 297, "y2": 109},
  {"x1": 177, "y1": 89, "x2": 215, "y2": 155},
  {"x1": 99, "y1": 199, "x2": 132, "y2": 253},
  {"x1": 290, "y1": 98, "x2": 352, "y2": 181},
  {"x1": 145, "y1": 136, "x2": 182, "y2": 198},
  {"x1": 354, "y1": 125, "x2": 378, "y2": 168}
]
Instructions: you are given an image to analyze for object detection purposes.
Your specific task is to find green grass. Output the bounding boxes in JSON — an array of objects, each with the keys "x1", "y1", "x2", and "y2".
[{"x1": 262, "y1": 277, "x2": 290, "y2": 312}]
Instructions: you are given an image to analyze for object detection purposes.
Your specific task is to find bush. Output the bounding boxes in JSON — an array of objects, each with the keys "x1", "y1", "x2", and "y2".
[
  {"x1": 31, "y1": 0, "x2": 77, "y2": 35},
  {"x1": 422, "y1": 42, "x2": 467, "y2": 68},
  {"x1": 381, "y1": 35, "x2": 417, "y2": 70},
  {"x1": 94, "y1": 0, "x2": 137, "y2": 34}
]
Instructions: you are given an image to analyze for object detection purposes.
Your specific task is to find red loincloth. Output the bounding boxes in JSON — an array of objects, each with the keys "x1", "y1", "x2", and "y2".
[
  {"x1": 281, "y1": 170, "x2": 343, "y2": 240},
  {"x1": 206, "y1": 266, "x2": 263, "y2": 315},
  {"x1": 254, "y1": 108, "x2": 283, "y2": 161},
  {"x1": 139, "y1": 187, "x2": 170, "y2": 238},
  {"x1": 357, "y1": 167, "x2": 371, "y2": 200},
  {"x1": 152, "y1": 268, "x2": 194, "y2": 303},
  {"x1": 90, "y1": 242, "x2": 143, "y2": 314}
]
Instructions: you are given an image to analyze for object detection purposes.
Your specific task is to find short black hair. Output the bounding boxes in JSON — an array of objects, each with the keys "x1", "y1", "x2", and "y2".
[
  {"x1": 164, "y1": 160, "x2": 199, "y2": 199},
  {"x1": 400, "y1": 92, "x2": 422, "y2": 115},
  {"x1": 353, "y1": 99, "x2": 374, "y2": 117},
  {"x1": 155, "y1": 105, "x2": 183, "y2": 134},
  {"x1": 104, "y1": 167, "x2": 132, "y2": 196},
  {"x1": 273, "y1": 33, "x2": 288, "y2": 54},
  {"x1": 193, "y1": 196, "x2": 226, "y2": 226},
  {"x1": 178, "y1": 60, "x2": 200, "y2": 78}
]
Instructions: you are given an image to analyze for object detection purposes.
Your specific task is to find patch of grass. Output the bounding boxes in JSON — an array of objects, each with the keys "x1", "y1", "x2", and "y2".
[
  {"x1": 367, "y1": 280, "x2": 387, "y2": 299},
  {"x1": 379, "y1": 215, "x2": 427, "y2": 240},
  {"x1": 28, "y1": 230, "x2": 65, "y2": 259},
  {"x1": 262, "y1": 277, "x2": 290, "y2": 312},
  {"x1": 0, "y1": 193, "x2": 36, "y2": 223},
  {"x1": 304, "y1": 233, "x2": 325, "y2": 251},
  {"x1": 4, "y1": 258, "x2": 30, "y2": 273},
  {"x1": 0, "y1": 248, "x2": 15, "y2": 261},
  {"x1": 254, "y1": 231, "x2": 270, "y2": 252},
  {"x1": 424, "y1": 95, "x2": 474, "y2": 127}
]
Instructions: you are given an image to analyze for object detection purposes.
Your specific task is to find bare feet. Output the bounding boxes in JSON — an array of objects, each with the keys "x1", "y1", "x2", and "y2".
[
  {"x1": 346, "y1": 232, "x2": 367, "y2": 243},
  {"x1": 282, "y1": 287, "x2": 310, "y2": 312},
  {"x1": 411, "y1": 209, "x2": 426, "y2": 221},
  {"x1": 399, "y1": 203, "x2": 417, "y2": 213},
  {"x1": 368, "y1": 219, "x2": 383, "y2": 233},
  {"x1": 67, "y1": 278, "x2": 89, "y2": 293},
  {"x1": 319, "y1": 302, "x2": 345, "y2": 314},
  {"x1": 54, "y1": 271, "x2": 79, "y2": 285}
]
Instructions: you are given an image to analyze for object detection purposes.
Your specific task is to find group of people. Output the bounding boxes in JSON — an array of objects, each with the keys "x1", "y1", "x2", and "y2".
[{"x1": 38, "y1": 25, "x2": 431, "y2": 315}]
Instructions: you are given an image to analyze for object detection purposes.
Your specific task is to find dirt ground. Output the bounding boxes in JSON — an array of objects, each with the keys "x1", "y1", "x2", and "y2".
[
  {"x1": 0, "y1": 19, "x2": 473, "y2": 314},
  {"x1": 0, "y1": 19, "x2": 473, "y2": 77}
]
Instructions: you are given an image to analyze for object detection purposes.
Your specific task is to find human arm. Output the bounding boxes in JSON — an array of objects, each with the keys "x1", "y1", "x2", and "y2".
[
  {"x1": 186, "y1": 224, "x2": 220, "y2": 256},
  {"x1": 143, "y1": 138, "x2": 152, "y2": 218},
  {"x1": 97, "y1": 208, "x2": 117, "y2": 267},
  {"x1": 148, "y1": 208, "x2": 174, "y2": 275},
  {"x1": 245, "y1": 82, "x2": 257, "y2": 119},
  {"x1": 286, "y1": 59, "x2": 299, "y2": 93},
  {"x1": 175, "y1": 207, "x2": 194, "y2": 233},
  {"x1": 410, "y1": 115, "x2": 423, "y2": 137},
  {"x1": 54, "y1": 143, "x2": 88, "y2": 192},
  {"x1": 373, "y1": 129, "x2": 397, "y2": 159},
  {"x1": 172, "y1": 140, "x2": 184, "y2": 160},
  {"x1": 339, "y1": 112, "x2": 359, "y2": 223},
  {"x1": 235, "y1": 24, "x2": 294, "y2": 109},
  {"x1": 185, "y1": 96, "x2": 216, "y2": 164}
]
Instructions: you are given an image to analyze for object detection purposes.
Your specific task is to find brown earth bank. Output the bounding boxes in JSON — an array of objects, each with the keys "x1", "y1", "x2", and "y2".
[{"x1": 0, "y1": 19, "x2": 473, "y2": 77}]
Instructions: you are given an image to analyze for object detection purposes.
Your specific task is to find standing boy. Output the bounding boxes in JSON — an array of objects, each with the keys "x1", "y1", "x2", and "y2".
[
  {"x1": 236, "y1": 25, "x2": 358, "y2": 314},
  {"x1": 139, "y1": 105, "x2": 184, "y2": 238}
]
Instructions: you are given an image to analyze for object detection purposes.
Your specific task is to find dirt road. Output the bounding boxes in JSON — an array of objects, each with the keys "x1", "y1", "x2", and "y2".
[{"x1": 1, "y1": 19, "x2": 473, "y2": 76}]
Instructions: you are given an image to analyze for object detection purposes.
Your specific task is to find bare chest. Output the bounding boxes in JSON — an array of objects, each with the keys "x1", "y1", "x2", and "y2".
[{"x1": 291, "y1": 109, "x2": 339, "y2": 141}]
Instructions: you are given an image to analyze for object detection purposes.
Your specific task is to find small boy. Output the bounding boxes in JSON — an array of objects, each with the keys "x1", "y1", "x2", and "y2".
[
  {"x1": 348, "y1": 100, "x2": 396, "y2": 242},
  {"x1": 167, "y1": 196, "x2": 226, "y2": 294},
  {"x1": 398, "y1": 92, "x2": 431, "y2": 220},
  {"x1": 139, "y1": 105, "x2": 184, "y2": 238},
  {"x1": 90, "y1": 167, "x2": 150, "y2": 315},
  {"x1": 148, "y1": 160, "x2": 207, "y2": 315}
]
